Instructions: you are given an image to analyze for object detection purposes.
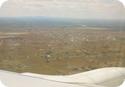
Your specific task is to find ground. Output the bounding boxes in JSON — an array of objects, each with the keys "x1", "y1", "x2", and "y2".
[{"x1": 0, "y1": 27, "x2": 125, "y2": 75}]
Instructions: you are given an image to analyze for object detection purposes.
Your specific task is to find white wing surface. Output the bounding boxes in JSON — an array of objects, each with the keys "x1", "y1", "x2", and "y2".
[
  {"x1": 22, "y1": 67, "x2": 125, "y2": 87},
  {"x1": 0, "y1": 70, "x2": 105, "y2": 87}
]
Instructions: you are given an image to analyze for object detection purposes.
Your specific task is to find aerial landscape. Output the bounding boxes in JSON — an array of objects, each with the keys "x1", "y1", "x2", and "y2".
[
  {"x1": 0, "y1": 18, "x2": 124, "y2": 75},
  {"x1": 0, "y1": 0, "x2": 124, "y2": 75},
  {"x1": 0, "y1": 0, "x2": 125, "y2": 87}
]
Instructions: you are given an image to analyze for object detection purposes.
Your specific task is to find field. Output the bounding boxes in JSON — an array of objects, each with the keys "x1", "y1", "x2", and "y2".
[{"x1": 0, "y1": 27, "x2": 125, "y2": 75}]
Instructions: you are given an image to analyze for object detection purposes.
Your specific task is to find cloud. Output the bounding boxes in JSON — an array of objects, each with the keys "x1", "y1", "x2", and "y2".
[{"x1": 0, "y1": 0, "x2": 125, "y2": 19}]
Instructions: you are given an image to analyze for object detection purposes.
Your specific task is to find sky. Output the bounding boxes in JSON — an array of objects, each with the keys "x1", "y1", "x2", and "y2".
[{"x1": 0, "y1": 0, "x2": 125, "y2": 20}]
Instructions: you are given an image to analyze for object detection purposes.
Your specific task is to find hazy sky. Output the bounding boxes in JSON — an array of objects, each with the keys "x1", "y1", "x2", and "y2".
[{"x1": 0, "y1": 0, "x2": 125, "y2": 20}]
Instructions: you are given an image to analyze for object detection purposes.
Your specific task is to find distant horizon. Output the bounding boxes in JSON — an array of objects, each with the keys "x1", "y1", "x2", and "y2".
[
  {"x1": 0, "y1": 16, "x2": 124, "y2": 31},
  {"x1": 0, "y1": 16, "x2": 124, "y2": 21}
]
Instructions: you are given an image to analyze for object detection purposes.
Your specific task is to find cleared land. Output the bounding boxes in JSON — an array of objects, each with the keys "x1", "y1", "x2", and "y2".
[{"x1": 0, "y1": 28, "x2": 125, "y2": 75}]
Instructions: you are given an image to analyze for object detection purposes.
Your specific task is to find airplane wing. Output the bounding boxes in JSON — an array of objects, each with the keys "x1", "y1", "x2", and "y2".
[
  {"x1": 0, "y1": 67, "x2": 125, "y2": 87},
  {"x1": 22, "y1": 67, "x2": 125, "y2": 87},
  {"x1": 0, "y1": 70, "x2": 105, "y2": 87}
]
